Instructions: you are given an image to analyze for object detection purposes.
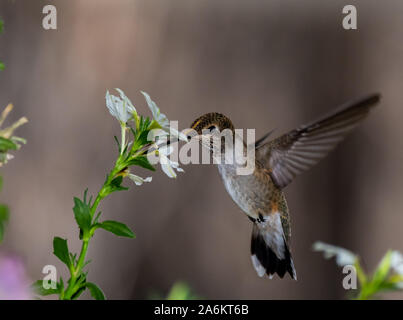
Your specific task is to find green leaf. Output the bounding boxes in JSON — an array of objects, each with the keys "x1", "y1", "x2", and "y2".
[
  {"x1": 372, "y1": 250, "x2": 392, "y2": 285},
  {"x1": 0, "y1": 204, "x2": 9, "y2": 222},
  {"x1": 97, "y1": 220, "x2": 135, "y2": 238},
  {"x1": 53, "y1": 237, "x2": 71, "y2": 267},
  {"x1": 101, "y1": 175, "x2": 129, "y2": 197},
  {"x1": 0, "y1": 204, "x2": 9, "y2": 243},
  {"x1": 354, "y1": 260, "x2": 367, "y2": 286},
  {"x1": 71, "y1": 286, "x2": 86, "y2": 300},
  {"x1": 127, "y1": 155, "x2": 156, "y2": 171},
  {"x1": 0, "y1": 137, "x2": 17, "y2": 152},
  {"x1": 131, "y1": 129, "x2": 151, "y2": 152},
  {"x1": 110, "y1": 176, "x2": 129, "y2": 191},
  {"x1": 83, "y1": 188, "x2": 88, "y2": 204},
  {"x1": 0, "y1": 62, "x2": 4, "y2": 71},
  {"x1": 73, "y1": 197, "x2": 91, "y2": 232},
  {"x1": 113, "y1": 135, "x2": 121, "y2": 153},
  {"x1": 143, "y1": 117, "x2": 151, "y2": 131},
  {"x1": 31, "y1": 280, "x2": 59, "y2": 296},
  {"x1": 76, "y1": 272, "x2": 87, "y2": 286},
  {"x1": 85, "y1": 282, "x2": 106, "y2": 300},
  {"x1": 137, "y1": 116, "x2": 152, "y2": 132},
  {"x1": 0, "y1": 19, "x2": 3, "y2": 33}
]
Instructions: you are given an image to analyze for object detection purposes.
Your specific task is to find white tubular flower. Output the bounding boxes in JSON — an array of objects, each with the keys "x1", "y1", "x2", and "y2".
[
  {"x1": 148, "y1": 128, "x2": 169, "y2": 147},
  {"x1": 391, "y1": 251, "x2": 403, "y2": 276},
  {"x1": 156, "y1": 145, "x2": 184, "y2": 179},
  {"x1": 313, "y1": 241, "x2": 357, "y2": 266},
  {"x1": 169, "y1": 127, "x2": 188, "y2": 143},
  {"x1": 141, "y1": 91, "x2": 169, "y2": 127},
  {"x1": 106, "y1": 89, "x2": 137, "y2": 124},
  {"x1": 128, "y1": 174, "x2": 152, "y2": 186},
  {"x1": 141, "y1": 91, "x2": 188, "y2": 142}
]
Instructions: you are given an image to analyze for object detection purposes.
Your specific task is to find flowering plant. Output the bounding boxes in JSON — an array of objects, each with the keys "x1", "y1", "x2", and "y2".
[
  {"x1": 32, "y1": 89, "x2": 186, "y2": 300},
  {"x1": 0, "y1": 103, "x2": 28, "y2": 243},
  {"x1": 314, "y1": 241, "x2": 403, "y2": 299}
]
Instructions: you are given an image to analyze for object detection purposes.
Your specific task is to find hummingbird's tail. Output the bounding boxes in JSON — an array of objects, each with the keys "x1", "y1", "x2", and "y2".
[{"x1": 250, "y1": 223, "x2": 297, "y2": 280}]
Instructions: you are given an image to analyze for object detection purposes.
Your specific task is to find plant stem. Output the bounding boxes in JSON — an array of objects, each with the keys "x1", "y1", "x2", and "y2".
[
  {"x1": 75, "y1": 240, "x2": 89, "y2": 276},
  {"x1": 62, "y1": 162, "x2": 120, "y2": 300}
]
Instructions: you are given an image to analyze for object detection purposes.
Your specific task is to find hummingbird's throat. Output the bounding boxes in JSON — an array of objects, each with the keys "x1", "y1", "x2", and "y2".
[{"x1": 207, "y1": 132, "x2": 255, "y2": 175}]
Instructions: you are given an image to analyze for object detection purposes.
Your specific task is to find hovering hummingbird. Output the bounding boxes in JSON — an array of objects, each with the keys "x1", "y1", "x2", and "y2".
[{"x1": 189, "y1": 94, "x2": 380, "y2": 280}]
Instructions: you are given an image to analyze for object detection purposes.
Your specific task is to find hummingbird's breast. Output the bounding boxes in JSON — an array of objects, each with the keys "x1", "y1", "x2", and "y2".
[{"x1": 217, "y1": 162, "x2": 282, "y2": 220}]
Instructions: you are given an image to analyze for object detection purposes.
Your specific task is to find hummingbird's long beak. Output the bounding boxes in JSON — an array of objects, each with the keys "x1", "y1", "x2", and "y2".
[{"x1": 183, "y1": 126, "x2": 200, "y2": 142}]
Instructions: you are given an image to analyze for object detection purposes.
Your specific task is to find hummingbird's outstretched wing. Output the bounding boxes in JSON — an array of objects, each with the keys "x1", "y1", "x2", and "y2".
[{"x1": 255, "y1": 94, "x2": 380, "y2": 189}]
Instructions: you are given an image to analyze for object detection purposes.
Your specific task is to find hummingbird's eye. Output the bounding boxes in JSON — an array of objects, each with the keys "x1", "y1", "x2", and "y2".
[{"x1": 207, "y1": 125, "x2": 217, "y2": 132}]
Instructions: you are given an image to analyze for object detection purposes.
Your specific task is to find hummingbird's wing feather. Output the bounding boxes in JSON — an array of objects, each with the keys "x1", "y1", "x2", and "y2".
[
  {"x1": 254, "y1": 128, "x2": 276, "y2": 148},
  {"x1": 255, "y1": 94, "x2": 380, "y2": 189}
]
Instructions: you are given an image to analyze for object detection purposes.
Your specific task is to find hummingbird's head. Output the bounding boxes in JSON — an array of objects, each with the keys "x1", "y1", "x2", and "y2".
[
  {"x1": 190, "y1": 112, "x2": 234, "y2": 135},
  {"x1": 188, "y1": 113, "x2": 235, "y2": 153}
]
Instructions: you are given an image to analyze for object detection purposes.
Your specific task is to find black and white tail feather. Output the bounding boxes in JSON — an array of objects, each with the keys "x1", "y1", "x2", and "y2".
[{"x1": 251, "y1": 223, "x2": 297, "y2": 280}]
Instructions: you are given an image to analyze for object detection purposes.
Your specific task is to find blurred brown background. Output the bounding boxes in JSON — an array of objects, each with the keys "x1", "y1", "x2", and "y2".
[{"x1": 0, "y1": 0, "x2": 402, "y2": 299}]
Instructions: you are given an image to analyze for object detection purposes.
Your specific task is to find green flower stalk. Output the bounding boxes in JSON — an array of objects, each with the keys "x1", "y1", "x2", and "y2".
[
  {"x1": 0, "y1": 176, "x2": 9, "y2": 243},
  {"x1": 313, "y1": 241, "x2": 403, "y2": 300},
  {"x1": 33, "y1": 89, "x2": 186, "y2": 300},
  {"x1": 0, "y1": 103, "x2": 28, "y2": 243},
  {"x1": 0, "y1": 103, "x2": 28, "y2": 167}
]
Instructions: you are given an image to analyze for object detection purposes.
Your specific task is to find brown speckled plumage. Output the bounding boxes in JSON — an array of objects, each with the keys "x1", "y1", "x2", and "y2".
[{"x1": 191, "y1": 112, "x2": 235, "y2": 134}]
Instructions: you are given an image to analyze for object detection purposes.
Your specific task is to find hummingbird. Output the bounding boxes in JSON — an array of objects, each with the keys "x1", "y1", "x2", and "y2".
[{"x1": 189, "y1": 94, "x2": 380, "y2": 280}]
